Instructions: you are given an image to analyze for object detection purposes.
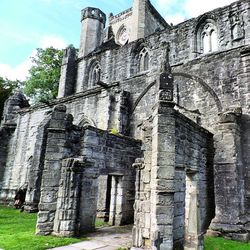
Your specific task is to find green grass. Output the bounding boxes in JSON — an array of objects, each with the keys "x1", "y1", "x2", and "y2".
[
  {"x1": 205, "y1": 236, "x2": 250, "y2": 250},
  {"x1": 1, "y1": 206, "x2": 250, "y2": 250},
  {"x1": 0, "y1": 206, "x2": 81, "y2": 250},
  {"x1": 95, "y1": 219, "x2": 109, "y2": 228}
]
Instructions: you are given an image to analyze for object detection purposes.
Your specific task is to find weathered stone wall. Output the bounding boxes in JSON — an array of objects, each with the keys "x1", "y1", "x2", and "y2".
[
  {"x1": 0, "y1": 108, "x2": 49, "y2": 202},
  {"x1": 0, "y1": 127, "x2": 14, "y2": 192},
  {"x1": 173, "y1": 48, "x2": 250, "y2": 238},
  {"x1": 73, "y1": 0, "x2": 250, "y2": 145},
  {"x1": 144, "y1": 1, "x2": 168, "y2": 36},
  {"x1": 0, "y1": 85, "x2": 132, "y2": 203},
  {"x1": 75, "y1": 0, "x2": 250, "y2": 94},
  {"x1": 0, "y1": 0, "x2": 249, "y2": 243},
  {"x1": 109, "y1": 8, "x2": 133, "y2": 44},
  {"x1": 36, "y1": 105, "x2": 79, "y2": 235},
  {"x1": 24, "y1": 114, "x2": 51, "y2": 212},
  {"x1": 209, "y1": 110, "x2": 249, "y2": 241},
  {"x1": 133, "y1": 102, "x2": 214, "y2": 249},
  {"x1": 174, "y1": 112, "x2": 214, "y2": 247},
  {"x1": 35, "y1": 105, "x2": 141, "y2": 236},
  {"x1": 241, "y1": 113, "x2": 250, "y2": 233},
  {"x1": 80, "y1": 126, "x2": 142, "y2": 226}
]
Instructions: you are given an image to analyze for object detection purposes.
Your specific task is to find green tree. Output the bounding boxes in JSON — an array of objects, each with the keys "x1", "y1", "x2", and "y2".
[
  {"x1": 0, "y1": 77, "x2": 21, "y2": 119},
  {"x1": 24, "y1": 47, "x2": 64, "y2": 102}
]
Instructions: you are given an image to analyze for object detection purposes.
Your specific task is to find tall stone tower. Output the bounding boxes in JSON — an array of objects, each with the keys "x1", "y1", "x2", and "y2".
[
  {"x1": 130, "y1": 0, "x2": 147, "y2": 41},
  {"x1": 79, "y1": 7, "x2": 106, "y2": 57}
]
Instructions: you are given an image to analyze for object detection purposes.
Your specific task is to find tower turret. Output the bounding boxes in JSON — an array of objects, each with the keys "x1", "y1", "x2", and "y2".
[
  {"x1": 79, "y1": 7, "x2": 106, "y2": 57},
  {"x1": 57, "y1": 46, "x2": 77, "y2": 98}
]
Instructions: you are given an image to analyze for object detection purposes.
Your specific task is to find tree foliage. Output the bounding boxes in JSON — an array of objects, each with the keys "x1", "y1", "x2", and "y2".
[
  {"x1": 0, "y1": 77, "x2": 21, "y2": 120},
  {"x1": 24, "y1": 47, "x2": 64, "y2": 102}
]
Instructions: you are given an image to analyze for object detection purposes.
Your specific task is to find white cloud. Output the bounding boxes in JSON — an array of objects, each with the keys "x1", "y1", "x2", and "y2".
[
  {"x1": 166, "y1": 14, "x2": 185, "y2": 25},
  {"x1": 0, "y1": 56, "x2": 33, "y2": 81},
  {"x1": 0, "y1": 36, "x2": 66, "y2": 81},
  {"x1": 184, "y1": 0, "x2": 236, "y2": 18},
  {"x1": 40, "y1": 35, "x2": 67, "y2": 49},
  {"x1": 153, "y1": 0, "x2": 237, "y2": 24}
]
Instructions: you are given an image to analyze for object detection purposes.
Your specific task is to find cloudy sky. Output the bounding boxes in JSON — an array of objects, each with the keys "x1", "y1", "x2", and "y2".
[{"x1": 0, "y1": 0, "x2": 236, "y2": 81}]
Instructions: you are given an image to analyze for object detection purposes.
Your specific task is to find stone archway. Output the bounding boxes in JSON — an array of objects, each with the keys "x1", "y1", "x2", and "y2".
[
  {"x1": 130, "y1": 72, "x2": 222, "y2": 117},
  {"x1": 78, "y1": 115, "x2": 96, "y2": 128},
  {"x1": 172, "y1": 72, "x2": 222, "y2": 112}
]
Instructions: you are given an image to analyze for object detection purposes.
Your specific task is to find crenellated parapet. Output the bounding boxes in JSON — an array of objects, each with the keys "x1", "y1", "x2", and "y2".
[
  {"x1": 81, "y1": 7, "x2": 106, "y2": 24},
  {"x1": 79, "y1": 7, "x2": 106, "y2": 57}
]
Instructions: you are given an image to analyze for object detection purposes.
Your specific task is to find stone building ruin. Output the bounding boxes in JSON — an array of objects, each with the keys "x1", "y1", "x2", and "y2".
[{"x1": 0, "y1": 0, "x2": 250, "y2": 249}]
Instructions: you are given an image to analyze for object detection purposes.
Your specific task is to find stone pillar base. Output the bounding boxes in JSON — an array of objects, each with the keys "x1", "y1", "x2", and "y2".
[{"x1": 24, "y1": 203, "x2": 39, "y2": 213}]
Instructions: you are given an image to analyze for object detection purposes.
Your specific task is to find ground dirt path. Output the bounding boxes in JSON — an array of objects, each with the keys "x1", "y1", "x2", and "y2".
[{"x1": 50, "y1": 224, "x2": 133, "y2": 250}]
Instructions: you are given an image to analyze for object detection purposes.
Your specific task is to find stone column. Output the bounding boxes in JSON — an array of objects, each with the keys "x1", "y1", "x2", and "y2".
[
  {"x1": 79, "y1": 163, "x2": 99, "y2": 233},
  {"x1": 105, "y1": 90, "x2": 130, "y2": 135},
  {"x1": 132, "y1": 158, "x2": 146, "y2": 247},
  {"x1": 36, "y1": 105, "x2": 72, "y2": 235},
  {"x1": 57, "y1": 46, "x2": 77, "y2": 98},
  {"x1": 184, "y1": 186, "x2": 203, "y2": 250},
  {"x1": 150, "y1": 99, "x2": 176, "y2": 250},
  {"x1": 109, "y1": 175, "x2": 124, "y2": 226},
  {"x1": 210, "y1": 109, "x2": 246, "y2": 239},
  {"x1": 53, "y1": 158, "x2": 86, "y2": 237},
  {"x1": 117, "y1": 91, "x2": 130, "y2": 135},
  {"x1": 96, "y1": 175, "x2": 109, "y2": 221},
  {"x1": 132, "y1": 119, "x2": 152, "y2": 248}
]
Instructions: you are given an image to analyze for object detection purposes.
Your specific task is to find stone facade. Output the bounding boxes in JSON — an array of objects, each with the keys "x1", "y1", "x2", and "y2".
[
  {"x1": 0, "y1": 0, "x2": 250, "y2": 249},
  {"x1": 132, "y1": 100, "x2": 214, "y2": 249},
  {"x1": 35, "y1": 106, "x2": 141, "y2": 236}
]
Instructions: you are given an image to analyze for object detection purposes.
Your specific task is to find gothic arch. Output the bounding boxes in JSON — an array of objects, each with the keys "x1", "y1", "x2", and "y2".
[
  {"x1": 78, "y1": 115, "x2": 96, "y2": 128},
  {"x1": 87, "y1": 60, "x2": 101, "y2": 88},
  {"x1": 130, "y1": 72, "x2": 222, "y2": 116},
  {"x1": 130, "y1": 39, "x2": 150, "y2": 75},
  {"x1": 116, "y1": 24, "x2": 129, "y2": 45},
  {"x1": 131, "y1": 39, "x2": 149, "y2": 55},
  {"x1": 194, "y1": 16, "x2": 219, "y2": 55},
  {"x1": 139, "y1": 47, "x2": 149, "y2": 72},
  {"x1": 172, "y1": 72, "x2": 222, "y2": 112}
]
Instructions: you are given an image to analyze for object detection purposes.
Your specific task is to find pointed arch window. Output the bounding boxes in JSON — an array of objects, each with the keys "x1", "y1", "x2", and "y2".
[
  {"x1": 202, "y1": 33, "x2": 210, "y2": 54},
  {"x1": 139, "y1": 48, "x2": 149, "y2": 72},
  {"x1": 89, "y1": 63, "x2": 101, "y2": 88},
  {"x1": 201, "y1": 26, "x2": 218, "y2": 53},
  {"x1": 210, "y1": 30, "x2": 218, "y2": 51},
  {"x1": 117, "y1": 25, "x2": 129, "y2": 46},
  {"x1": 196, "y1": 20, "x2": 218, "y2": 55}
]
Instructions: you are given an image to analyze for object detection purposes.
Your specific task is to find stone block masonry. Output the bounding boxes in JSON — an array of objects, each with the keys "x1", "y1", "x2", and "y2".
[
  {"x1": 36, "y1": 105, "x2": 142, "y2": 236},
  {"x1": 210, "y1": 109, "x2": 247, "y2": 239},
  {"x1": 133, "y1": 98, "x2": 214, "y2": 249},
  {"x1": 81, "y1": 126, "x2": 142, "y2": 227},
  {"x1": 0, "y1": 127, "x2": 14, "y2": 192},
  {"x1": 0, "y1": 0, "x2": 250, "y2": 248},
  {"x1": 37, "y1": 105, "x2": 76, "y2": 235}
]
